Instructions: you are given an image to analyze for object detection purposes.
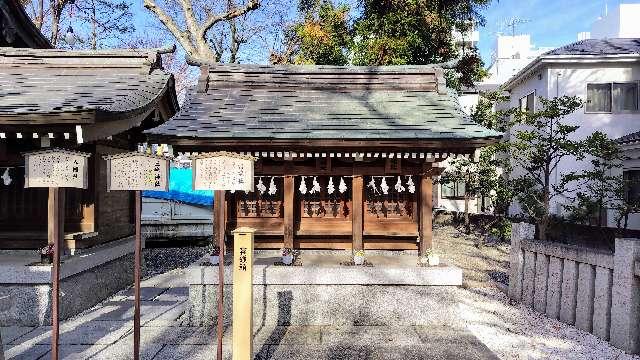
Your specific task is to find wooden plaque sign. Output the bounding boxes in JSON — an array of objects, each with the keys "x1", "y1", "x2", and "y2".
[
  {"x1": 23, "y1": 148, "x2": 90, "y2": 189},
  {"x1": 191, "y1": 152, "x2": 255, "y2": 191},
  {"x1": 103, "y1": 153, "x2": 170, "y2": 191}
]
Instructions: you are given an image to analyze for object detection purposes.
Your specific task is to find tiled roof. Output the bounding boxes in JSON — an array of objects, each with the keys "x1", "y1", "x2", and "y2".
[
  {"x1": 617, "y1": 130, "x2": 640, "y2": 144},
  {"x1": 0, "y1": 0, "x2": 52, "y2": 48},
  {"x1": 544, "y1": 38, "x2": 640, "y2": 56},
  {"x1": 0, "y1": 47, "x2": 178, "y2": 123},
  {"x1": 147, "y1": 64, "x2": 502, "y2": 142}
]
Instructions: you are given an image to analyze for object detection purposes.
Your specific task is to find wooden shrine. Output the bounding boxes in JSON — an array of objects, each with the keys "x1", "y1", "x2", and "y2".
[
  {"x1": 147, "y1": 64, "x2": 501, "y2": 254},
  {"x1": 0, "y1": 46, "x2": 179, "y2": 250}
]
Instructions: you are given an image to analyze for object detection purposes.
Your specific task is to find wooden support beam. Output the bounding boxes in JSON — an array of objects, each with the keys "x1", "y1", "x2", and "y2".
[
  {"x1": 419, "y1": 175, "x2": 433, "y2": 256},
  {"x1": 133, "y1": 191, "x2": 142, "y2": 360},
  {"x1": 48, "y1": 187, "x2": 64, "y2": 360},
  {"x1": 352, "y1": 175, "x2": 364, "y2": 253},
  {"x1": 213, "y1": 189, "x2": 225, "y2": 360},
  {"x1": 283, "y1": 175, "x2": 294, "y2": 249}
]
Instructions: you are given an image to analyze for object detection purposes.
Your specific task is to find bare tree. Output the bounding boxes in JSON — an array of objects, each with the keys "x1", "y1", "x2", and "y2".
[{"x1": 143, "y1": 0, "x2": 260, "y2": 63}]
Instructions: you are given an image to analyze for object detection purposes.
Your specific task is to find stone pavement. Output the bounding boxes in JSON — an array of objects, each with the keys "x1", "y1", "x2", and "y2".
[{"x1": 1, "y1": 268, "x2": 498, "y2": 360}]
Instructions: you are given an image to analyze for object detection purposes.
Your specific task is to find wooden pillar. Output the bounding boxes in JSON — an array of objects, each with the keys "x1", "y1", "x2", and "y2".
[
  {"x1": 419, "y1": 175, "x2": 433, "y2": 256},
  {"x1": 133, "y1": 190, "x2": 142, "y2": 360},
  {"x1": 48, "y1": 187, "x2": 64, "y2": 360},
  {"x1": 352, "y1": 175, "x2": 364, "y2": 253},
  {"x1": 213, "y1": 189, "x2": 225, "y2": 360},
  {"x1": 283, "y1": 175, "x2": 294, "y2": 249}
]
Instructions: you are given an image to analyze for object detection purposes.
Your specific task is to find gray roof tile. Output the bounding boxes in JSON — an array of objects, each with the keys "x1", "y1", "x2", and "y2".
[
  {"x1": 545, "y1": 38, "x2": 640, "y2": 56},
  {"x1": 147, "y1": 64, "x2": 501, "y2": 141}
]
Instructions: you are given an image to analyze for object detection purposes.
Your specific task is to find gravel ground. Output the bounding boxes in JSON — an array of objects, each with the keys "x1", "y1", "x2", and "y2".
[
  {"x1": 434, "y1": 224, "x2": 510, "y2": 289},
  {"x1": 458, "y1": 287, "x2": 640, "y2": 360},
  {"x1": 143, "y1": 245, "x2": 209, "y2": 278}
]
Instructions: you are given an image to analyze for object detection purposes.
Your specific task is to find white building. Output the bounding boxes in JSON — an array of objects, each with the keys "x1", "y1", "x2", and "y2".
[
  {"x1": 484, "y1": 34, "x2": 553, "y2": 86},
  {"x1": 502, "y1": 38, "x2": 640, "y2": 226},
  {"x1": 581, "y1": 3, "x2": 640, "y2": 40}
]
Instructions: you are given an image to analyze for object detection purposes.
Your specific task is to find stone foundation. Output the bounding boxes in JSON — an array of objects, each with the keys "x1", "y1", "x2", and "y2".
[
  {"x1": 187, "y1": 263, "x2": 463, "y2": 327},
  {"x1": 0, "y1": 237, "x2": 137, "y2": 326}
]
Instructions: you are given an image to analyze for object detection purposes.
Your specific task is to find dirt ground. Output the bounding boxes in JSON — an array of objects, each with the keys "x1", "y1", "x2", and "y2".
[{"x1": 433, "y1": 224, "x2": 510, "y2": 289}]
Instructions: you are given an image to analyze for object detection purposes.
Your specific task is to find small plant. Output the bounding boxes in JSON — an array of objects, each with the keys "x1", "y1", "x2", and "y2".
[
  {"x1": 281, "y1": 247, "x2": 294, "y2": 265},
  {"x1": 281, "y1": 248, "x2": 293, "y2": 257},
  {"x1": 40, "y1": 244, "x2": 54, "y2": 264}
]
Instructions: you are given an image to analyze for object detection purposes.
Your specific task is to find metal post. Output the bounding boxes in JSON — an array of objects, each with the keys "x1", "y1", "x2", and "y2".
[
  {"x1": 214, "y1": 190, "x2": 225, "y2": 360},
  {"x1": 49, "y1": 187, "x2": 64, "y2": 360},
  {"x1": 134, "y1": 190, "x2": 142, "y2": 360}
]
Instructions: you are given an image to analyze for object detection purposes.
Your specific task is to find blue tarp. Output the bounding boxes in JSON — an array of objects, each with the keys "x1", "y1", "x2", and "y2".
[{"x1": 143, "y1": 167, "x2": 214, "y2": 206}]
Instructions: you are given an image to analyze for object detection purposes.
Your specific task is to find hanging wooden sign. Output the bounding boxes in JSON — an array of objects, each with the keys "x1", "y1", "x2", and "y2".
[
  {"x1": 191, "y1": 152, "x2": 256, "y2": 191},
  {"x1": 103, "y1": 152, "x2": 171, "y2": 191},
  {"x1": 23, "y1": 148, "x2": 90, "y2": 189}
]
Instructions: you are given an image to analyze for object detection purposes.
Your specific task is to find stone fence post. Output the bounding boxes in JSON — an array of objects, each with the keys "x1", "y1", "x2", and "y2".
[
  {"x1": 508, "y1": 222, "x2": 535, "y2": 302},
  {"x1": 610, "y1": 238, "x2": 640, "y2": 354}
]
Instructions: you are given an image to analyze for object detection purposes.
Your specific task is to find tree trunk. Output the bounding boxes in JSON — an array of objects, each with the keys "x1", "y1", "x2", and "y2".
[
  {"x1": 50, "y1": 4, "x2": 60, "y2": 47},
  {"x1": 464, "y1": 193, "x2": 470, "y2": 234},
  {"x1": 91, "y1": 0, "x2": 97, "y2": 50},
  {"x1": 538, "y1": 215, "x2": 549, "y2": 241},
  {"x1": 35, "y1": 0, "x2": 44, "y2": 29}
]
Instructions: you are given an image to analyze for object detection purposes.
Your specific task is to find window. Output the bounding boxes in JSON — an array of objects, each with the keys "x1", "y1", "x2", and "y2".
[
  {"x1": 519, "y1": 92, "x2": 535, "y2": 113},
  {"x1": 624, "y1": 170, "x2": 640, "y2": 204},
  {"x1": 586, "y1": 83, "x2": 612, "y2": 112},
  {"x1": 441, "y1": 180, "x2": 466, "y2": 199},
  {"x1": 587, "y1": 82, "x2": 639, "y2": 113},
  {"x1": 613, "y1": 83, "x2": 638, "y2": 112}
]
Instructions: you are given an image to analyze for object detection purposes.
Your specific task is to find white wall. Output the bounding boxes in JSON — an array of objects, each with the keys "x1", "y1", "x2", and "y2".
[
  {"x1": 508, "y1": 60, "x2": 640, "y2": 222},
  {"x1": 590, "y1": 3, "x2": 640, "y2": 39}
]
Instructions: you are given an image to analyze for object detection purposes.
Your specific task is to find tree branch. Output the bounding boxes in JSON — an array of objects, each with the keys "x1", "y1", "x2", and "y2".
[
  {"x1": 199, "y1": 0, "x2": 260, "y2": 40},
  {"x1": 143, "y1": 0, "x2": 195, "y2": 54}
]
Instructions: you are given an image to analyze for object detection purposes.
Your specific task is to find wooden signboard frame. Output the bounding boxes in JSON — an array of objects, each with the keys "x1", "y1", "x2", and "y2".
[
  {"x1": 22, "y1": 148, "x2": 91, "y2": 360},
  {"x1": 189, "y1": 152, "x2": 256, "y2": 360},
  {"x1": 103, "y1": 152, "x2": 171, "y2": 360}
]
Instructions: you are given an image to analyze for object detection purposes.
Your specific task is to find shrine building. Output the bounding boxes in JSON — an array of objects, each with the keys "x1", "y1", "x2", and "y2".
[
  {"x1": 147, "y1": 63, "x2": 501, "y2": 255},
  {"x1": 0, "y1": 45, "x2": 179, "y2": 250}
]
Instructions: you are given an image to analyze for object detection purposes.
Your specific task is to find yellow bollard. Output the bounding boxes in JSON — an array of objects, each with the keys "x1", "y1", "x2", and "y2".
[{"x1": 232, "y1": 227, "x2": 255, "y2": 360}]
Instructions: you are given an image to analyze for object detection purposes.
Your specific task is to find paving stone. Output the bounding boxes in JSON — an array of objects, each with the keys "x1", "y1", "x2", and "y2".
[
  {"x1": 153, "y1": 287, "x2": 189, "y2": 302},
  {"x1": 152, "y1": 345, "x2": 235, "y2": 360},
  {"x1": 14, "y1": 321, "x2": 131, "y2": 346},
  {"x1": 71, "y1": 300, "x2": 184, "y2": 324},
  {"x1": 119, "y1": 287, "x2": 169, "y2": 301},
  {"x1": 0, "y1": 327, "x2": 35, "y2": 345},
  {"x1": 93, "y1": 342, "x2": 164, "y2": 360},
  {"x1": 254, "y1": 325, "x2": 321, "y2": 345},
  {"x1": 320, "y1": 326, "x2": 419, "y2": 346},
  {"x1": 4, "y1": 343, "x2": 49, "y2": 360}
]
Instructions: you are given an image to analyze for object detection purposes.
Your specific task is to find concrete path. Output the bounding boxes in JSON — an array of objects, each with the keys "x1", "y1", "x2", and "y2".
[{"x1": 1, "y1": 268, "x2": 498, "y2": 360}]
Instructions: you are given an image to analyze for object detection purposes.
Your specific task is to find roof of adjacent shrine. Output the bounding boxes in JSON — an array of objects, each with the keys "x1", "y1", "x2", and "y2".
[
  {"x1": 0, "y1": 47, "x2": 179, "y2": 133},
  {"x1": 0, "y1": 0, "x2": 52, "y2": 48},
  {"x1": 146, "y1": 64, "x2": 502, "y2": 148}
]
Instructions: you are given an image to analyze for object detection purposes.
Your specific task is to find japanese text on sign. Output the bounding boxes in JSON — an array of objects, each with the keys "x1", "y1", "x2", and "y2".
[
  {"x1": 106, "y1": 155, "x2": 169, "y2": 191},
  {"x1": 24, "y1": 150, "x2": 89, "y2": 189},
  {"x1": 193, "y1": 154, "x2": 254, "y2": 191},
  {"x1": 239, "y1": 247, "x2": 247, "y2": 271}
]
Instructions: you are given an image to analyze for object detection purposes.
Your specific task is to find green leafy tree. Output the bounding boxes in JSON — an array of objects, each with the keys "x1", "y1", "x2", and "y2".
[
  {"x1": 350, "y1": 0, "x2": 491, "y2": 89},
  {"x1": 506, "y1": 96, "x2": 595, "y2": 240},
  {"x1": 562, "y1": 132, "x2": 623, "y2": 227},
  {"x1": 270, "y1": 0, "x2": 351, "y2": 65}
]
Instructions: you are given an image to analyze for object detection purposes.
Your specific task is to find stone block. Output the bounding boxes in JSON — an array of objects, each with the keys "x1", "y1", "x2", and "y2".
[
  {"x1": 0, "y1": 329, "x2": 3, "y2": 360},
  {"x1": 545, "y1": 256, "x2": 563, "y2": 320},
  {"x1": 559, "y1": 259, "x2": 579, "y2": 325},
  {"x1": 611, "y1": 238, "x2": 640, "y2": 354},
  {"x1": 592, "y1": 266, "x2": 613, "y2": 341},
  {"x1": 533, "y1": 253, "x2": 549, "y2": 313},
  {"x1": 522, "y1": 251, "x2": 536, "y2": 308},
  {"x1": 575, "y1": 263, "x2": 596, "y2": 333},
  {"x1": 508, "y1": 222, "x2": 533, "y2": 302}
]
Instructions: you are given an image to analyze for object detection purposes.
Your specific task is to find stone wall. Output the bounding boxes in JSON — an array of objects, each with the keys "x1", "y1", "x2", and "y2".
[{"x1": 509, "y1": 222, "x2": 640, "y2": 354}]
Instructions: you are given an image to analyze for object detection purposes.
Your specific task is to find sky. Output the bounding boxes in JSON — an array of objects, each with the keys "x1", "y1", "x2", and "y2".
[
  {"x1": 477, "y1": 0, "x2": 630, "y2": 65},
  {"x1": 128, "y1": 0, "x2": 633, "y2": 66}
]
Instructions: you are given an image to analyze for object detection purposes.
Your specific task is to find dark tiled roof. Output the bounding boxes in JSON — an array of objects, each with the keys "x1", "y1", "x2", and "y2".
[
  {"x1": 617, "y1": 130, "x2": 640, "y2": 144},
  {"x1": 147, "y1": 64, "x2": 501, "y2": 141},
  {"x1": 0, "y1": 47, "x2": 177, "y2": 122},
  {"x1": 544, "y1": 38, "x2": 640, "y2": 56}
]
